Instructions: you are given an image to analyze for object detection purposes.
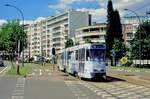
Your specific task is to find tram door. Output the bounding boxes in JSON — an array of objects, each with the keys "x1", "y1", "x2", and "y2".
[{"x1": 78, "y1": 48, "x2": 85, "y2": 74}]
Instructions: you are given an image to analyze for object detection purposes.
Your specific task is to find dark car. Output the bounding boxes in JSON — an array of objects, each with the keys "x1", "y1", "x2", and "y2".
[{"x1": 0, "y1": 57, "x2": 4, "y2": 67}]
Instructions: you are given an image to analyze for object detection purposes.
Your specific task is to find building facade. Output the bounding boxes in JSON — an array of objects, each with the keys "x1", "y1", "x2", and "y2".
[
  {"x1": 123, "y1": 16, "x2": 150, "y2": 48},
  {"x1": 75, "y1": 24, "x2": 106, "y2": 44},
  {"x1": 24, "y1": 10, "x2": 91, "y2": 58}
]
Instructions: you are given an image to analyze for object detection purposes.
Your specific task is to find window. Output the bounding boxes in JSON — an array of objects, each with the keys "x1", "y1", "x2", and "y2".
[
  {"x1": 86, "y1": 49, "x2": 105, "y2": 61},
  {"x1": 127, "y1": 32, "x2": 133, "y2": 39},
  {"x1": 75, "y1": 50, "x2": 78, "y2": 60},
  {"x1": 79, "y1": 48, "x2": 85, "y2": 61}
]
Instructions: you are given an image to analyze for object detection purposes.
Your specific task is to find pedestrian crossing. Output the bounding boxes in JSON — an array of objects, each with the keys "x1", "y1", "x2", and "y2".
[
  {"x1": 27, "y1": 69, "x2": 52, "y2": 80},
  {"x1": 11, "y1": 78, "x2": 25, "y2": 99},
  {"x1": 65, "y1": 80, "x2": 150, "y2": 99}
]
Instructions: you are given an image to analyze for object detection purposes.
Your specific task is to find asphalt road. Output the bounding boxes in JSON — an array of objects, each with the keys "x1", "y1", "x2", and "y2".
[
  {"x1": 0, "y1": 77, "x2": 18, "y2": 99},
  {"x1": 0, "y1": 63, "x2": 150, "y2": 99}
]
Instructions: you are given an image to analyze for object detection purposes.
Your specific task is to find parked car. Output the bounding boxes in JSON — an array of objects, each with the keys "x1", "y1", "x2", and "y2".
[
  {"x1": 0, "y1": 57, "x2": 4, "y2": 67},
  {"x1": 33, "y1": 55, "x2": 46, "y2": 63}
]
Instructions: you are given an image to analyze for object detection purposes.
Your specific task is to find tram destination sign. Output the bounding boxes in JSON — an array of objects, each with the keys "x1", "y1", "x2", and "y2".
[{"x1": 91, "y1": 44, "x2": 105, "y2": 49}]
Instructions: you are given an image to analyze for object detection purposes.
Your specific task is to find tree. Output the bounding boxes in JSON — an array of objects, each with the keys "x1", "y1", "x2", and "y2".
[
  {"x1": 112, "y1": 10, "x2": 125, "y2": 61},
  {"x1": 131, "y1": 21, "x2": 150, "y2": 60},
  {"x1": 113, "y1": 10, "x2": 123, "y2": 41},
  {"x1": 113, "y1": 38, "x2": 126, "y2": 62},
  {"x1": 0, "y1": 20, "x2": 27, "y2": 53},
  {"x1": 106, "y1": 0, "x2": 125, "y2": 66},
  {"x1": 84, "y1": 38, "x2": 92, "y2": 44},
  {"x1": 106, "y1": 0, "x2": 114, "y2": 58},
  {"x1": 0, "y1": 20, "x2": 27, "y2": 74},
  {"x1": 65, "y1": 38, "x2": 74, "y2": 48}
]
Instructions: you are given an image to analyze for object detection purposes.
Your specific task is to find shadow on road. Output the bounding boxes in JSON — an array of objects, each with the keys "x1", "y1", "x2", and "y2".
[{"x1": 82, "y1": 76, "x2": 126, "y2": 83}]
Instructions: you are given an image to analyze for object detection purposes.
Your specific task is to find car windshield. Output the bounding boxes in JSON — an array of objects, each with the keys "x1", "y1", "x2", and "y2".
[{"x1": 86, "y1": 49, "x2": 105, "y2": 61}]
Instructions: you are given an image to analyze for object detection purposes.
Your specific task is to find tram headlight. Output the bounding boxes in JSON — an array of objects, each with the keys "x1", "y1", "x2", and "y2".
[{"x1": 93, "y1": 69, "x2": 98, "y2": 72}]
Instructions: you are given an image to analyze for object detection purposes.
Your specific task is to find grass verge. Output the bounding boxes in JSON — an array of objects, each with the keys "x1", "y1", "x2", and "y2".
[
  {"x1": 110, "y1": 66, "x2": 150, "y2": 73},
  {"x1": 7, "y1": 65, "x2": 31, "y2": 77}
]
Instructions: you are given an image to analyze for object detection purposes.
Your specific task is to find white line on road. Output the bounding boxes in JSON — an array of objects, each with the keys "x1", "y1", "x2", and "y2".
[
  {"x1": 46, "y1": 69, "x2": 50, "y2": 72},
  {"x1": 11, "y1": 78, "x2": 25, "y2": 99},
  {"x1": 39, "y1": 69, "x2": 42, "y2": 76},
  {"x1": 0, "y1": 66, "x2": 8, "y2": 74}
]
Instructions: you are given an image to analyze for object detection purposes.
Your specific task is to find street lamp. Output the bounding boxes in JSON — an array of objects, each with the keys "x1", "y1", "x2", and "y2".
[
  {"x1": 5, "y1": 4, "x2": 25, "y2": 67},
  {"x1": 124, "y1": 8, "x2": 142, "y2": 67}
]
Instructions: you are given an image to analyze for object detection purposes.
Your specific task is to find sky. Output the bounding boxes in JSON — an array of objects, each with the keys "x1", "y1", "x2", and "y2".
[{"x1": 0, "y1": 0, "x2": 150, "y2": 25}]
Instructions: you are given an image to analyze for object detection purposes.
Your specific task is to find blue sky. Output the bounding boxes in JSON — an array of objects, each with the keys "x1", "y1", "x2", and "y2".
[{"x1": 0, "y1": 0, "x2": 150, "y2": 24}]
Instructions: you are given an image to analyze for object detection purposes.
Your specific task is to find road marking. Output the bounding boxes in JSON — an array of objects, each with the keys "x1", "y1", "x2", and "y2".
[
  {"x1": 46, "y1": 69, "x2": 50, "y2": 72},
  {"x1": 79, "y1": 81, "x2": 150, "y2": 99},
  {"x1": 39, "y1": 69, "x2": 42, "y2": 76},
  {"x1": 0, "y1": 66, "x2": 8, "y2": 74},
  {"x1": 65, "y1": 81, "x2": 89, "y2": 99},
  {"x1": 11, "y1": 78, "x2": 25, "y2": 99},
  {"x1": 0, "y1": 66, "x2": 11, "y2": 77}
]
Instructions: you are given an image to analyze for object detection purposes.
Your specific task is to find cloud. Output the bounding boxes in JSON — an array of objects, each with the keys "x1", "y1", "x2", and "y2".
[
  {"x1": 99, "y1": 0, "x2": 144, "y2": 9},
  {"x1": 0, "y1": 19, "x2": 34, "y2": 25},
  {"x1": 77, "y1": 8, "x2": 107, "y2": 22},
  {"x1": 48, "y1": 0, "x2": 149, "y2": 22},
  {"x1": 0, "y1": 19, "x2": 7, "y2": 25},
  {"x1": 48, "y1": 0, "x2": 97, "y2": 11}
]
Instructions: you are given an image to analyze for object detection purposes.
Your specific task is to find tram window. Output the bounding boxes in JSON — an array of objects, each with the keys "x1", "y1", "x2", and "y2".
[
  {"x1": 86, "y1": 49, "x2": 105, "y2": 61},
  {"x1": 79, "y1": 48, "x2": 85, "y2": 61},
  {"x1": 86, "y1": 50, "x2": 90, "y2": 61},
  {"x1": 75, "y1": 50, "x2": 78, "y2": 60}
]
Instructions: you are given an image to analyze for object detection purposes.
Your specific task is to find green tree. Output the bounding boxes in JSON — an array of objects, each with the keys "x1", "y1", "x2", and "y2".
[
  {"x1": 84, "y1": 38, "x2": 92, "y2": 44},
  {"x1": 113, "y1": 10, "x2": 123, "y2": 41},
  {"x1": 0, "y1": 20, "x2": 27, "y2": 74},
  {"x1": 106, "y1": 0, "x2": 125, "y2": 65},
  {"x1": 131, "y1": 21, "x2": 150, "y2": 60},
  {"x1": 0, "y1": 20, "x2": 27, "y2": 53},
  {"x1": 106, "y1": 0, "x2": 114, "y2": 58},
  {"x1": 65, "y1": 38, "x2": 74, "y2": 48},
  {"x1": 112, "y1": 10, "x2": 125, "y2": 62},
  {"x1": 113, "y1": 38, "x2": 126, "y2": 60}
]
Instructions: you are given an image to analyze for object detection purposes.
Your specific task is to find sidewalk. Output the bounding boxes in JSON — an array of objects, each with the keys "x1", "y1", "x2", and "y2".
[{"x1": 107, "y1": 66, "x2": 150, "y2": 87}]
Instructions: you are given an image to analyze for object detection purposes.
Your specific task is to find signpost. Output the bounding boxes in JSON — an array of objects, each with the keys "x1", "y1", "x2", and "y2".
[{"x1": 112, "y1": 49, "x2": 116, "y2": 66}]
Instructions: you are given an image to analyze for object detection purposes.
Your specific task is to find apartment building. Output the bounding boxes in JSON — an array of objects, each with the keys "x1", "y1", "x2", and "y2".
[
  {"x1": 123, "y1": 16, "x2": 150, "y2": 47},
  {"x1": 122, "y1": 24, "x2": 138, "y2": 48},
  {"x1": 47, "y1": 10, "x2": 91, "y2": 54},
  {"x1": 75, "y1": 24, "x2": 106, "y2": 44},
  {"x1": 24, "y1": 10, "x2": 91, "y2": 58},
  {"x1": 24, "y1": 17, "x2": 47, "y2": 58}
]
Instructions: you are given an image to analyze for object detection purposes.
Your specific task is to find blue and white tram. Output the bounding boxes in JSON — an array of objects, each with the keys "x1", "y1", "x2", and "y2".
[{"x1": 57, "y1": 43, "x2": 106, "y2": 79}]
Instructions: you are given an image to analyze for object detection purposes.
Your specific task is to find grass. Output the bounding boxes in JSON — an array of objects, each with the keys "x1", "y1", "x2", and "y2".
[
  {"x1": 7, "y1": 65, "x2": 31, "y2": 77},
  {"x1": 110, "y1": 66, "x2": 150, "y2": 73}
]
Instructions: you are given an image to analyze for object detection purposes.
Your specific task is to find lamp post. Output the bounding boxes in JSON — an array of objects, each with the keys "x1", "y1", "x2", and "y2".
[
  {"x1": 124, "y1": 8, "x2": 141, "y2": 67},
  {"x1": 5, "y1": 4, "x2": 25, "y2": 67}
]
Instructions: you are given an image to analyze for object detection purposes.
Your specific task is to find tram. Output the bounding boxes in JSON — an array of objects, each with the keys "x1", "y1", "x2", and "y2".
[{"x1": 57, "y1": 43, "x2": 106, "y2": 79}]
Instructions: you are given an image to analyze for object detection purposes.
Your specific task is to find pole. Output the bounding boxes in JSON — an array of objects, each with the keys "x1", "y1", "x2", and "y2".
[
  {"x1": 5, "y1": 4, "x2": 25, "y2": 66},
  {"x1": 124, "y1": 8, "x2": 141, "y2": 67}
]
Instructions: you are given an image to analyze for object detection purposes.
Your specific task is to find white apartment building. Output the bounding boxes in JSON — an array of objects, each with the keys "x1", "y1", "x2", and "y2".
[
  {"x1": 47, "y1": 10, "x2": 91, "y2": 54},
  {"x1": 75, "y1": 24, "x2": 106, "y2": 44},
  {"x1": 24, "y1": 10, "x2": 91, "y2": 58},
  {"x1": 24, "y1": 17, "x2": 47, "y2": 58}
]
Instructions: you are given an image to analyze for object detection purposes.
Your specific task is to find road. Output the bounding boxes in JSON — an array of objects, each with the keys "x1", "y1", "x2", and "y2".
[{"x1": 0, "y1": 63, "x2": 150, "y2": 99}]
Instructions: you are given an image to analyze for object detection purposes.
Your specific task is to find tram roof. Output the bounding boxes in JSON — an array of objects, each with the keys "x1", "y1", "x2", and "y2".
[{"x1": 57, "y1": 43, "x2": 106, "y2": 54}]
